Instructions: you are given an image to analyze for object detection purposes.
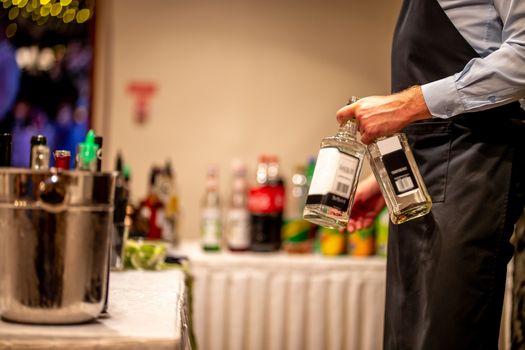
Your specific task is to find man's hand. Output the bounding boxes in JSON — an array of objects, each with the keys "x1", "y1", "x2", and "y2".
[
  {"x1": 347, "y1": 175, "x2": 386, "y2": 232},
  {"x1": 336, "y1": 86, "x2": 432, "y2": 144}
]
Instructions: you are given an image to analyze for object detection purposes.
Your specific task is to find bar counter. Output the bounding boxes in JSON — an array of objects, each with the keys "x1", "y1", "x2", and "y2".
[{"x1": 0, "y1": 269, "x2": 190, "y2": 350}]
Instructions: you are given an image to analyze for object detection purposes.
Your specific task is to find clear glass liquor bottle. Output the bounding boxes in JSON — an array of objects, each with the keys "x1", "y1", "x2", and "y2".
[
  {"x1": 303, "y1": 119, "x2": 366, "y2": 230},
  {"x1": 225, "y1": 160, "x2": 250, "y2": 252},
  {"x1": 30, "y1": 135, "x2": 50, "y2": 170},
  {"x1": 367, "y1": 133, "x2": 432, "y2": 224},
  {"x1": 201, "y1": 165, "x2": 222, "y2": 251}
]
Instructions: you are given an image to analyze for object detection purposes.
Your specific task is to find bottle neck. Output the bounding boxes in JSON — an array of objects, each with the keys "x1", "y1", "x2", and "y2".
[{"x1": 336, "y1": 119, "x2": 358, "y2": 139}]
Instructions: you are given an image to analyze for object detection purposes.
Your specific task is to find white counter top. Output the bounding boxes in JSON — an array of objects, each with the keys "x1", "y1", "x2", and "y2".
[{"x1": 0, "y1": 269, "x2": 189, "y2": 350}]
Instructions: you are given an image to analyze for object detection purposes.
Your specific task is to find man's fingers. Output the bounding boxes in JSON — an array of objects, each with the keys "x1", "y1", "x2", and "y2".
[
  {"x1": 336, "y1": 103, "x2": 356, "y2": 125},
  {"x1": 359, "y1": 121, "x2": 383, "y2": 145},
  {"x1": 360, "y1": 132, "x2": 372, "y2": 145}
]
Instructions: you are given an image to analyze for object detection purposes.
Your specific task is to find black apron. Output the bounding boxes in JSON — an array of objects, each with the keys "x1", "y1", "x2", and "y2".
[{"x1": 387, "y1": 0, "x2": 525, "y2": 349}]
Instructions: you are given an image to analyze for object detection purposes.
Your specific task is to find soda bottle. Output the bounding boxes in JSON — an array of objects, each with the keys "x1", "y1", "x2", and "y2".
[{"x1": 249, "y1": 155, "x2": 284, "y2": 252}]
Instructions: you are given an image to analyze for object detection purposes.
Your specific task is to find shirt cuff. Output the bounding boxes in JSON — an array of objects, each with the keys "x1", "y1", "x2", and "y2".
[{"x1": 421, "y1": 76, "x2": 465, "y2": 119}]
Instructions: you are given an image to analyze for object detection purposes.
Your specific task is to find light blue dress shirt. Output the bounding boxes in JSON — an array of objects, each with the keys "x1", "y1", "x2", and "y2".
[{"x1": 421, "y1": 0, "x2": 525, "y2": 118}]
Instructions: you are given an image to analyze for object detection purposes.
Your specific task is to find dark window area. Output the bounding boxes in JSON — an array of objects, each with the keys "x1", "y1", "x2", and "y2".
[{"x1": 0, "y1": 0, "x2": 95, "y2": 168}]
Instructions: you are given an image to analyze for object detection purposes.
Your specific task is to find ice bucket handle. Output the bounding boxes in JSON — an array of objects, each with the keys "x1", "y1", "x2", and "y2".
[{"x1": 37, "y1": 174, "x2": 68, "y2": 213}]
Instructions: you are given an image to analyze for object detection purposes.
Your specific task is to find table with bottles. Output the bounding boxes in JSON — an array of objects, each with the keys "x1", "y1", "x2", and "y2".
[
  {"x1": 0, "y1": 270, "x2": 190, "y2": 350},
  {"x1": 173, "y1": 152, "x2": 401, "y2": 350}
]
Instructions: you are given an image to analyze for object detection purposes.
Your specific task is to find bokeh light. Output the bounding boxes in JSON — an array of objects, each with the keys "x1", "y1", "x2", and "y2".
[
  {"x1": 75, "y1": 8, "x2": 88, "y2": 23},
  {"x1": 5, "y1": 23, "x2": 17, "y2": 38},
  {"x1": 8, "y1": 5, "x2": 19, "y2": 19},
  {"x1": 39, "y1": 3, "x2": 49, "y2": 16},
  {"x1": 50, "y1": 2, "x2": 61, "y2": 15},
  {"x1": 1, "y1": 0, "x2": 94, "y2": 27},
  {"x1": 63, "y1": 7, "x2": 75, "y2": 23}
]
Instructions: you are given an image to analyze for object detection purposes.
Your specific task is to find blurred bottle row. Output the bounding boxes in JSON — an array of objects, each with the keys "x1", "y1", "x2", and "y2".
[
  {"x1": 125, "y1": 159, "x2": 180, "y2": 245},
  {"x1": 121, "y1": 153, "x2": 389, "y2": 257},
  {"x1": 199, "y1": 154, "x2": 389, "y2": 257}
]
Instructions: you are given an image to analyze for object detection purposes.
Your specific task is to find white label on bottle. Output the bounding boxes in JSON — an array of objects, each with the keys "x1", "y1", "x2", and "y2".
[
  {"x1": 377, "y1": 136, "x2": 402, "y2": 156},
  {"x1": 331, "y1": 154, "x2": 358, "y2": 198},
  {"x1": 226, "y1": 208, "x2": 250, "y2": 248},
  {"x1": 379, "y1": 135, "x2": 419, "y2": 196},
  {"x1": 201, "y1": 208, "x2": 221, "y2": 246},
  {"x1": 309, "y1": 147, "x2": 359, "y2": 197}
]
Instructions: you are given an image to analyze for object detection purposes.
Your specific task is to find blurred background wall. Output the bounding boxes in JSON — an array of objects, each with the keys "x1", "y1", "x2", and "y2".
[{"x1": 93, "y1": 0, "x2": 402, "y2": 239}]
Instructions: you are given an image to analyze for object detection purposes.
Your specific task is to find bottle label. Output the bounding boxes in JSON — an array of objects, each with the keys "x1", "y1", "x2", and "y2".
[
  {"x1": 377, "y1": 136, "x2": 417, "y2": 196},
  {"x1": 306, "y1": 147, "x2": 359, "y2": 211},
  {"x1": 201, "y1": 208, "x2": 221, "y2": 247},
  {"x1": 226, "y1": 208, "x2": 250, "y2": 248},
  {"x1": 248, "y1": 186, "x2": 285, "y2": 213}
]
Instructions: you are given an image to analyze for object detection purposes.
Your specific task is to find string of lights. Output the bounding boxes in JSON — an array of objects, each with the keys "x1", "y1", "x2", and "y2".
[{"x1": 1, "y1": 0, "x2": 95, "y2": 38}]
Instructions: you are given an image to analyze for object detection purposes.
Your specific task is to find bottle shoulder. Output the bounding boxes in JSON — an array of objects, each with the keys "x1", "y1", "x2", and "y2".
[{"x1": 320, "y1": 135, "x2": 366, "y2": 157}]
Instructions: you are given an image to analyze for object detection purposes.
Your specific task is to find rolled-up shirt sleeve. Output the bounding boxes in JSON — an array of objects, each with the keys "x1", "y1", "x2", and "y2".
[{"x1": 421, "y1": 0, "x2": 525, "y2": 119}]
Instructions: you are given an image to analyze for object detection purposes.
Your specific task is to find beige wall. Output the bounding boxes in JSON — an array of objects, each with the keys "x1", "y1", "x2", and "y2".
[{"x1": 93, "y1": 0, "x2": 402, "y2": 239}]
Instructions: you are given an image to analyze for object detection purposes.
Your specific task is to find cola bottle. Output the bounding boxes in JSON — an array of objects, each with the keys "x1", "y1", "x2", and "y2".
[{"x1": 249, "y1": 155, "x2": 284, "y2": 252}]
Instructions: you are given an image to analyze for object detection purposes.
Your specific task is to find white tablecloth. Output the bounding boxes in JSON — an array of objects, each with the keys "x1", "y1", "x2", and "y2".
[
  {"x1": 175, "y1": 241, "x2": 513, "y2": 350},
  {"x1": 175, "y1": 242, "x2": 386, "y2": 350},
  {"x1": 0, "y1": 270, "x2": 190, "y2": 350}
]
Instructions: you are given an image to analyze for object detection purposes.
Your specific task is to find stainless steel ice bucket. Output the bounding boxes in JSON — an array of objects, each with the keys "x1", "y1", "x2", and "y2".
[{"x1": 0, "y1": 168, "x2": 116, "y2": 324}]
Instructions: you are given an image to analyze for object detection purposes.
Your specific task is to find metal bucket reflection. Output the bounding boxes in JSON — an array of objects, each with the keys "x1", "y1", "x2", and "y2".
[{"x1": 0, "y1": 168, "x2": 116, "y2": 324}]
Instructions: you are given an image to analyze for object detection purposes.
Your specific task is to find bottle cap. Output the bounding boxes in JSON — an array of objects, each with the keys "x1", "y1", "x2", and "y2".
[
  {"x1": 123, "y1": 164, "x2": 131, "y2": 181},
  {"x1": 54, "y1": 150, "x2": 71, "y2": 157},
  {"x1": 165, "y1": 159, "x2": 173, "y2": 178},
  {"x1": 268, "y1": 155, "x2": 279, "y2": 163},
  {"x1": 31, "y1": 135, "x2": 47, "y2": 146},
  {"x1": 347, "y1": 96, "x2": 360, "y2": 105},
  {"x1": 54, "y1": 150, "x2": 71, "y2": 170},
  {"x1": 206, "y1": 164, "x2": 219, "y2": 176},
  {"x1": 258, "y1": 154, "x2": 269, "y2": 163},
  {"x1": 115, "y1": 151, "x2": 123, "y2": 172},
  {"x1": 231, "y1": 158, "x2": 246, "y2": 175},
  {"x1": 149, "y1": 166, "x2": 161, "y2": 186},
  {"x1": 205, "y1": 164, "x2": 219, "y2": 189},
  {"x1": 78, "y1": 130, "x2": 99, "y2": 170}
]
